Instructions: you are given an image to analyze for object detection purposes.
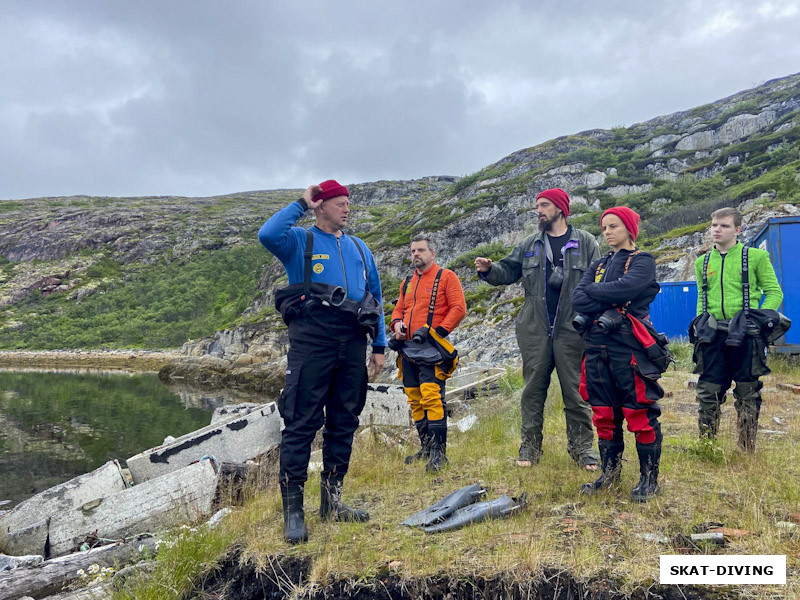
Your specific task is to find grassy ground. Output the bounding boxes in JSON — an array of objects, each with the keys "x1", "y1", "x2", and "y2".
[{"x1": 116, "y1": 354, "x2": 800, "y2": 599}]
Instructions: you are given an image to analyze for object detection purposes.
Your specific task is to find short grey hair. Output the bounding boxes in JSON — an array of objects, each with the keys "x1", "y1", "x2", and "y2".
[{"x1": 411, "y1": 234, "x2": 436, "y2": 252}]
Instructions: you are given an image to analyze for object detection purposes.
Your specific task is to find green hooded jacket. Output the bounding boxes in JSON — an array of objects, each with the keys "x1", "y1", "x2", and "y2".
[{"x1": 694, "y1": 242, "x2": 783, "y2": 319}]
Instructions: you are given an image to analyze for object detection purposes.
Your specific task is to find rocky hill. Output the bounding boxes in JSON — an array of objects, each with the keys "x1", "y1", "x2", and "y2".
[{"x1": 2, "y1": 73, "x2": 799, "y2": 389}]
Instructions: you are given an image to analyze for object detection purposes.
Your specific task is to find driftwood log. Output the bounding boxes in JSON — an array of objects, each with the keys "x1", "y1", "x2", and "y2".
[
  {"x1": 0, "y1": 536, "x2": 156, "y2": 600},
  {"x1": 38, "y1": 581, "x2": 113, "y2": 599}
]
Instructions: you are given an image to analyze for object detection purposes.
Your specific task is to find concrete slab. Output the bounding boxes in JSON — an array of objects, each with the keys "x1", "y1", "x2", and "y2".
[
  {"x1": 362, "y1": 384, "x2": 411, "y2": 426},
  {"x1": 360, "y1": 368, "x2": 504, "y2": 427},
  {"x1": 126, "y1": 402, "x2": 281, "y2": 484},
  {"x1": 210, "y1": 402, "x2": 262, "y2": 425},
  {"x1": 5, "y1": 459, "x2": 219, "y2": 558},
  {"x1": 0, "y1": 461, "x2": 127, "y2": 554}
]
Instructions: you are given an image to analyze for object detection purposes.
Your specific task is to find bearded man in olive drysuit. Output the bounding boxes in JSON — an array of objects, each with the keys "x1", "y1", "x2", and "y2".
[{"x1": 475, "y1": 188, "x2": 600, "y2": 469}]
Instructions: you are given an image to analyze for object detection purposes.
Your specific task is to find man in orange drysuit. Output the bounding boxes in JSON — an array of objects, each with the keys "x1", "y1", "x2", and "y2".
[{"x1": 390, "y1": 234, "x2": 466, "y2": 472}]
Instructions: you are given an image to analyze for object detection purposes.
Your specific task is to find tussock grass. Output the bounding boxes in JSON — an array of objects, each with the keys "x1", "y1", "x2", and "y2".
[
  {"x1": 114, "y1": 525, "x2": 238, "y2": 600},
  {"x1": 116, "y1": 366, "x2": 800, "y2": 599}
]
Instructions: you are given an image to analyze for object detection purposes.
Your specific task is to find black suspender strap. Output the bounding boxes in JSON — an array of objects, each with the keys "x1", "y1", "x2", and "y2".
[
  {"x1": 702, "y1": 242, "x2": 750, "y2": 315},
  {"x1": 350, "y1": 236, "x2": 370, "y2": 300},
  {"x1": 302, "y1": 229, "x2": 314, "y2": 297},
  {"x1": 401, "y1": 268, "x2": 444, "y2": 327},
  {"x1": 741, "y1": 242, "x2": 751, "y2": 316},
  {"x1": 402, "y1": 275, "x2": 413, "y2": 296},
  {"x1": 427, "y1": 269, "x2": 444, "y2": 328},
  {"x1": 702, "y1": 251, "x2": 711, "y2": 315}
]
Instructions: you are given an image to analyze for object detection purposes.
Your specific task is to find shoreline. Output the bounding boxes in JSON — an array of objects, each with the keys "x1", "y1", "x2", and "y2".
[{"x1": 0, "y1": 349, "x2": 181, "y2": 372}]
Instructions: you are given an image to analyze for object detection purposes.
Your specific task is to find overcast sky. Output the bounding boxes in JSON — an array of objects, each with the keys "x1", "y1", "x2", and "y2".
[{"x1": 1, "y1": 1, "x2": 799, "y2": 200}]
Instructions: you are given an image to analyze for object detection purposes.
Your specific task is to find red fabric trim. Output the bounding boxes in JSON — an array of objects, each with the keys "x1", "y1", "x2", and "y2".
[
  {"x1": 579, "y1": 355, "x2": 589, "y2": 401},
  {"x1": 622, "y1": 407, "x2": 656, "y2": 444},
  {"x1": 626, "y1": 314, "x2": 656, "y2": 348},
  {"x1": 591, "y1": 405, "x2": 615, "y2": 441},
  {"x1": 630, "y1": 354, "x2": 654, "y2": 404}
]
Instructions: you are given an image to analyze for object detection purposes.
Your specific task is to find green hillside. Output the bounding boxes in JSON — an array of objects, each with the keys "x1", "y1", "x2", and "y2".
[{"x1": 2, "y1": 73, "x2": 800, "y2": 350}]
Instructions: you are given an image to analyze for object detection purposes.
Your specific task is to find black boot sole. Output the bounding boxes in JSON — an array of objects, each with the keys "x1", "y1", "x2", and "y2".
[
  {"x1": 631, "y1": 484, "x2": 661, "y2": 502},
  {"x1": 405, "y1": 451, "x2": 430, "y2": 464},
  {"x1": 579, "y1": 478, "x2": 619, "y2": 495}
]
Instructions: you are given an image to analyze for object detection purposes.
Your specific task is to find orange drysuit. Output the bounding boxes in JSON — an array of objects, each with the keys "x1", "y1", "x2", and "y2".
[{"x1": 390, "y1": 263, "x2": 466, "y2": 336}]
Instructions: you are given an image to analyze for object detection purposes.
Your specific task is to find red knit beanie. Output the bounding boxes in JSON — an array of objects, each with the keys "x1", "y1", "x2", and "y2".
[
  {"x1": 314, "y1": 179, "x2": 350, "y2": 201},
  {"x1": 600, "y1": 206, "x2": 640, "y2": 242},
  {"x1": 536, "y1": 188, "x2": 570, "y2": 218}
]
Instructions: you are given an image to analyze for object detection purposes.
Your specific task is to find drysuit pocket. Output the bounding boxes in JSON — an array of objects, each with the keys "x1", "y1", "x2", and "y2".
[
  {"x1": 630, "y1": 355, "x2": 662, "y2": 405},
  {"x1": 692, "y1": 342, "x2": 705, "y2": 375},
  {"x1": 521, "y1": 255, "x2": 541, "y2": 295},
  {"x1": 278, "y1": 362, "x2": 302, "y2": 422},
  {"x1": 750, "y1": 336, "x2": 770, "y2": 378},
  {"x1": 570, "y1": 257, "x2": 588, "y2": 273}
]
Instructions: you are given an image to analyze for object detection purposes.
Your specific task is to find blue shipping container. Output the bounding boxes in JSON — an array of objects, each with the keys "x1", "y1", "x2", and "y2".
[
  {"x1": 751, "y1": 216, "x2": 800, "y2": 352},
  {"x1": 650, "y1": 281, "x2": 697, "y2": 341}
]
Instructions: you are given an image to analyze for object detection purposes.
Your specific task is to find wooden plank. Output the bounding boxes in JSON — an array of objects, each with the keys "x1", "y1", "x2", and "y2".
[
  {"x1": 445, "y1": 369, "x2": 504, "y2": 400},
  {"x1": 0, "y1": 537, "x2": 156, "y2": 600},
  {"x1": 777, "y1": 383, "x2": 800, "y2": 394}
]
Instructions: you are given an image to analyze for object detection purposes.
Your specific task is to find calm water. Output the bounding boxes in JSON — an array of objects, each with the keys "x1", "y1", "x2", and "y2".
[{"x1": 0, "y1": 369, "x2": 264, "y2": 508}]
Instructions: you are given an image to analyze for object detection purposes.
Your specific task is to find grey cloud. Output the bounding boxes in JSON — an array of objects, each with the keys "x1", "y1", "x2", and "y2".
[{"x1": 1, "y1": 0, "x2": 799, "y2": 199}]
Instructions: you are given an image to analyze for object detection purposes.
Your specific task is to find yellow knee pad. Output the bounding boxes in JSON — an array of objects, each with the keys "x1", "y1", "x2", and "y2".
[
  {"x1": 405, "y1": 387, "x2": 425, "y2": 421},
  {"x1": 420, "y1": 382, "x2": 445, "y2": 421}
]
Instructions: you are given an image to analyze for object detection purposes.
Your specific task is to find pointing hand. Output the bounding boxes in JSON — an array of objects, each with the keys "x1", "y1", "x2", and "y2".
[{"x1": 475, "y1": 257, "x2": 492, "y2": 273}]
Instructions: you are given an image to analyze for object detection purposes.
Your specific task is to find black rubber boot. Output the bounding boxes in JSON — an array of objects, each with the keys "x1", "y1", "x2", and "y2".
[
  {"x1": 631, "y1": 442, "x2": 661, "y2": 502},
  {"x1": 580, "y1": 440, "x2": 623, "y2": 495},
  {"x1": 280, "y1": 482, "x2": 308, "y2": 544},
  {"x1": 320, "y1": 475, "x2": 369, "y2": 522},
  {"x1": 734, "y1": 381, "x2": 762, "y2": 453},
  {"x1": 696, "y1": 380, "x2": 723, "y2": 439},
  {"x1": 426, "y1": 418, "x2": 449, "y2": 473},
  {"x1": 405, "y1": 418, "x2": 430, "y2": 464}
]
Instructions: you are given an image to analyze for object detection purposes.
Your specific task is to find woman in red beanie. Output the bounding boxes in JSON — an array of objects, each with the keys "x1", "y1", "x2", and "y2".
[{"x1": 571, "y1": 206, "x2": 666, "y2": 502}]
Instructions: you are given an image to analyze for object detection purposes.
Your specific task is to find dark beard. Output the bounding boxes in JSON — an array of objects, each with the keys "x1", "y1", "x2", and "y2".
[{"x1": 538, "y1": 217, "x2": 554, "y2": 232}]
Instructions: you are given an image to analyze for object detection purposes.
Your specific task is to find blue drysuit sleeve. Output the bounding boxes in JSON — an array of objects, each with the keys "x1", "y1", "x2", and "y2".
[{"x1": 257, "y1": 201, "x2": 307, "y2": 266}]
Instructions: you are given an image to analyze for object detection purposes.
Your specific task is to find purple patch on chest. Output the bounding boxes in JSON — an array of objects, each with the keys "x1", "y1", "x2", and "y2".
[{"x1": 565, "y1": 240, "x2": 579, "y2": 250}]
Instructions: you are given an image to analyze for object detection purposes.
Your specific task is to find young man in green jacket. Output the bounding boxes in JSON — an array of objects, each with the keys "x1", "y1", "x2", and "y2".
[{"x1": 693, "y1": 207, "x2": 783, "y2": 452}]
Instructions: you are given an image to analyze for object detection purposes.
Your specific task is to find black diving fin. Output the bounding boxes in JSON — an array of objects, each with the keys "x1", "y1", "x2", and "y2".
[
  {"x1": 400, "y1": 483, "x2": 486, "y2": 527},
  {"x1": 422, "y1": 492, "x2": 528, "y2": 533}
]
